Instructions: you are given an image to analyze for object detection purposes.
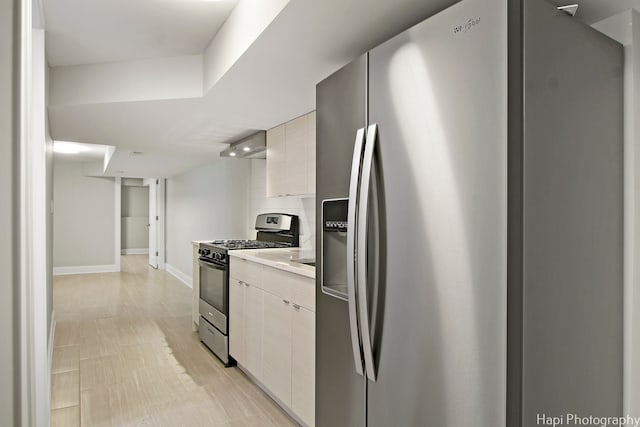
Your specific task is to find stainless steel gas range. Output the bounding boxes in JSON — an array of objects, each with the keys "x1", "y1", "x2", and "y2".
[{"x1": 197, "y1": 213, "x2": 299, "y2": 366}]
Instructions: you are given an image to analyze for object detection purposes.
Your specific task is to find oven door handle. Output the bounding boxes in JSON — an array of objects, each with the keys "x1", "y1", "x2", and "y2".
[{"x1": 199, "y1": 259, "x2": 226, "y2": 269}]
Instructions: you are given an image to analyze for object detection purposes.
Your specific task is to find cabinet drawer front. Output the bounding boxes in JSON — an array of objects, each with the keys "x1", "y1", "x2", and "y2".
[
  {"x1": 290, "y1": 275, "x2": 315, "y2": 312},
  {"x1": 230, "y1": 257, "x2": 263, "y2": 285},
  {"x1": 262, "y1": 266, "x2": 294, "y2": 300},
  {"x1": 263, "y1": 266, "x2": 316, "y2": 311}
]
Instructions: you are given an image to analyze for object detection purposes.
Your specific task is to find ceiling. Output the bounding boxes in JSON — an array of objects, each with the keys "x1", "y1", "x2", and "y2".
[
  {"x1": 44, "y1": 0, "x2": 633, "y2": 178},
  {"x1": 44, "y1": 0, "x2": 238, "y2": 67},
  {"x1": 46, "y1": 0, "x2": 465, "y2": 177},
  {"x1": 52, "y1": 141, "x2": 112, "y2": 162}
]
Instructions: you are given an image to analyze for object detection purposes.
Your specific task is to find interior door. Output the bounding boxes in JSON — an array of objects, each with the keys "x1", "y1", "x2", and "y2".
[
  {"x1": 147, "y1": 179, "x2": 157, "y2": 268},
  {"x1": 365, "y1": 0, "x2": 508, "y2": 425}
]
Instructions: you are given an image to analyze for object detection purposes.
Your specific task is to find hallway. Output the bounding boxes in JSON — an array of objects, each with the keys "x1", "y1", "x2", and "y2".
[{"x1": 51, "y1": 255, "x2": 297, "y2": 426}]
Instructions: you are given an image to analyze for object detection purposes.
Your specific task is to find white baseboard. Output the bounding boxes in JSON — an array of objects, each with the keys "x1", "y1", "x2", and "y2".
[
  {"x1": 121, "y1": 248, "x2": 149, "y2": 255},
  {"x1": 48, "y1": 310, "x2": 56, "y2": 370},
  {"x1": 165, "y1": 263, "x2": 193, "y2": 289},
  {"x1": 53, "y1": 264, "x2": 120, "y2": 276}
]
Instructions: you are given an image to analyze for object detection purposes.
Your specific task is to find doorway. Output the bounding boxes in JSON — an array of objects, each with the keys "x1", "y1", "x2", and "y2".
[
  {"x1": 119, "y1": 177, "x2": 165, "y2": 269},
  {"x1": 120, "y1": 179, "x2": 150, "y2": 256}
]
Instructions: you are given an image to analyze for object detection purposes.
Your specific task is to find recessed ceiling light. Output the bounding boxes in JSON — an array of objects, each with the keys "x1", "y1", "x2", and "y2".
[
  {"x1": 243, "y1": 147, "x2": 251, "y2": 152},
  {"x1": 229, "y1": 152, "x2": 237, "y2": 157},
  {"x1": 53, "y1": 141, "x2": 87, "y2": 154}
]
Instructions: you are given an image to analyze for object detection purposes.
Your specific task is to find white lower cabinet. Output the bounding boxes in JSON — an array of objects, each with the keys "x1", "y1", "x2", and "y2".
[
  {"x1": 229, "y1": 278, "x2": 245, "y2": 364},
  {"x1": 229, "y1": 257, "x2": 315, "y2": 426},
  {"x1": 262, "y1": 291, "x2": 293, "y2": 406},
  {"x1": 192, "y1": 244, "x2": 200, "y2": 331},
  {"x1": 292, "y1": 305, "x2": 315, "y2": 426},
  {"x1": 244, "y1": 283, "x2": 264, "y2": 380},
  {"x1": 229, "y1": 278, "x2": 264, "y2": 380}
]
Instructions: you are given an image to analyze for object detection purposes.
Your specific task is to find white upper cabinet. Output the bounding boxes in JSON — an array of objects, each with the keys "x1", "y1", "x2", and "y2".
[
  {"x1": 307, "y1": 112, "x2": 316, "y2": 194},
  {"x1": 266, "y1": 124, "x2": 286, "y2": 197},
  {"x1": 266, "y1": 111, "x2": 316, "y2": 197}
]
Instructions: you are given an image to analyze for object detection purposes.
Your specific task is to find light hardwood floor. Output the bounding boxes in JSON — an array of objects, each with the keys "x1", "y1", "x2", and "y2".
[{"x1": 51, "y1": 255, "x2": 298, "y2": 427}]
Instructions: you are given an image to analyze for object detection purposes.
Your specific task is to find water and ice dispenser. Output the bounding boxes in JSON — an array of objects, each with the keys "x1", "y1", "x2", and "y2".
[{"x1": 321, "y1": 198, "x2": 349, "y2": 300}]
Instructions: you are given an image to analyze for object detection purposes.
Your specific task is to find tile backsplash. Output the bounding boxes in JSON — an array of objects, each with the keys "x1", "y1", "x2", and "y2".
[{"x1": 247, "y1": 160, "x2": 316, "y2": 251}]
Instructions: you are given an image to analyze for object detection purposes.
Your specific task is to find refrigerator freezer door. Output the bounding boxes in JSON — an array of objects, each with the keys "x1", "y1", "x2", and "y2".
[
  {"x1": 366, "y1": 0, "x2": 508, "y2": 425},
  {"x1": 316, "y1": 55, "x2": 367, "y2": 427}
]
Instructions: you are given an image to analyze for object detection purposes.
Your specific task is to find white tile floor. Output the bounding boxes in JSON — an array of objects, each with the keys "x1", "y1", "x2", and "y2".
[{"x1": 51, "y1": 255, "x2": 298, "y2": 427}]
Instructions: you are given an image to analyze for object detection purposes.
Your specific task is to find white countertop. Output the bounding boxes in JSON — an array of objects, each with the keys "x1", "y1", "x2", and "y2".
[
  {"x1": 229, "y1": 248, "x2": 315, "y2": 279},
  {"x1": 191, "y1": 240, "x2": 214, "y2": 246}
]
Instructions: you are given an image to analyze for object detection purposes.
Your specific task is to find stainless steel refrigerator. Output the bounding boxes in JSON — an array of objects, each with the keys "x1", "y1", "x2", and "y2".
[{"x1": 315, "y1": 0, "x2": 624, "y2": 426}]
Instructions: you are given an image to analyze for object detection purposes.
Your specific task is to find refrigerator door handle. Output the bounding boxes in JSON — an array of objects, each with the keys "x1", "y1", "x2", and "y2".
[
  {"x1": 347, "y1": 127, "x2": 366, "y2": 376},
  {"x1": 357, "y1": 123, "x2": 378, "y2": 381}
]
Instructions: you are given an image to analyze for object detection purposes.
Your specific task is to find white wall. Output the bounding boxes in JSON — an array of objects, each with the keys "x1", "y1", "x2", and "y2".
[
  {"x1": 165, "y1": 159, "x2": 251, "y2": 279},
  {"x1": 247, "y1": 159, "x2": 315, "y2": 251},
  {"x1": 121, "y1": 185, "x2": 149, "y2": 251},
  {"x1": 53, "y1": 159, "x2": 117, "y2": 269},
  {"x1": 45, "y1": 80, "x2": 54, "y2": 345},
  {"x1": 29, "y1": 27, "x2": 54, "y2": 427},
  {"x1": 0, "y1": 0, "x2": 18, "y2": 422}
]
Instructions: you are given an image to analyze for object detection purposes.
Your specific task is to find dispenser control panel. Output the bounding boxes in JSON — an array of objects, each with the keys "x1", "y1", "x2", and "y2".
[
  {"x1": 322, "y1": 199, "x2": 348, "y2": 232},
  {"x1": 321, "y1": 198, "x2": 349, "y2": 301}
]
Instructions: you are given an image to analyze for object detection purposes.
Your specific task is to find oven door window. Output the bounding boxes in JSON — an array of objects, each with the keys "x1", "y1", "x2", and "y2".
[{"x1": 199, "y1": 260, "x2": 227, "y2": 315}]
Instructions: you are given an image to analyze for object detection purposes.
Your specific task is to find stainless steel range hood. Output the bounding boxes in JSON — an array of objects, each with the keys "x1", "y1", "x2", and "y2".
[{"x1": 219, "y1": 131, "x2": 266, "y2": 159}]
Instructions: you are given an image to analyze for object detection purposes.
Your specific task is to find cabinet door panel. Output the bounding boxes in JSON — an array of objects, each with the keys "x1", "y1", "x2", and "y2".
[
  {"x1": 262, "y1": 266, "x2": 293, "y2": 301},
  {"x1": 244, "y1": 284, "x2": 263, "y2": 380},
  {"x1": 290, "y1": 275, "x2": 315, "y2": 312},
  {"x1": 192, "y1": 245, "x2": 201, "y2": 328},
  {"x1": 229, "y1": 278, "x2": 245, "y2": 364},
  {"x1": 285, "y1": 115, "x2": 310, "y2": 195},
  {"x1": 262, "y1": 291, "x2": 292, "y2": 406},
  {"x1": 292, "y1": 306, "x2": 315, "y2": 427},
  {"x1": 266, "y1": 111, "x2": 316, "y2": 197},
  {"x1": 267, "y1": 125, "x2": 286, "y2": 197},
  {"x1": 230, "y1": 257, "x2": 263, "y2": 285},
  {"x1": 307, "y1": 111, "x2": 316, "y2": 194}
]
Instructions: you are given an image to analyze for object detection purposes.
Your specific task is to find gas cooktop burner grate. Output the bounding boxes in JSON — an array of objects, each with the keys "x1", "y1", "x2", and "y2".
[{"x1": 207, "y1": 239, "x2": 289, "y2": 250}]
